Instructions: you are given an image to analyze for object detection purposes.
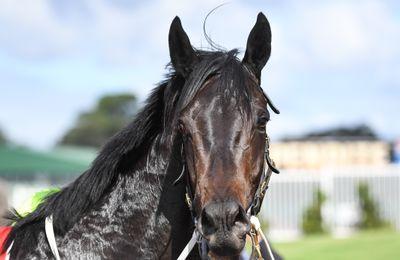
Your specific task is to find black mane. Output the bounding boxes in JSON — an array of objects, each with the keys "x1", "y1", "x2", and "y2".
[
  {"x1": 3, "y1": 49, "x2": 257, "y2": 253},
  {"x1": 178, "y1": 49, "x2": 253, "y2": 114},
  {"x1": 3, "y1": 81, "x2": 169, "y2": 251}
]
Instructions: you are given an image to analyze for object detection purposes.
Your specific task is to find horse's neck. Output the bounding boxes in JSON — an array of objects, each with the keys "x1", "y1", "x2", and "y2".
[{"x1": 60, "y1": 135, "x2": 195, "y2": 258}]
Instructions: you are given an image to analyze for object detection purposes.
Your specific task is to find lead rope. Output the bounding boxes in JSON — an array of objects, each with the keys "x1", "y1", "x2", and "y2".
[
  {"x1": 177, "y1": 230, "x2": 201, "y2": 260},
  {"x1": 45, "y1": 215, "x2": 61, "y2": 260},
  {"x1": 249, "y1": 216, "x2": 275, "y2": 260}
]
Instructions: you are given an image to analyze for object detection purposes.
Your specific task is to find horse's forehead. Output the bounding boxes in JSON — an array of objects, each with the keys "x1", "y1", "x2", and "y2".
[
  {"x1": 181, "y1": 72, "x2": 267, "y2": 128},
  {"x1": 186, "y1": 94, "x2": 246, "y2": 124}
]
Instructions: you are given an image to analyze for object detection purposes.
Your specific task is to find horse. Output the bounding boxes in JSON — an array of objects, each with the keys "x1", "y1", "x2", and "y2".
[{"x1": 1, "y1": 12, "x2": 279, "y2": 259}]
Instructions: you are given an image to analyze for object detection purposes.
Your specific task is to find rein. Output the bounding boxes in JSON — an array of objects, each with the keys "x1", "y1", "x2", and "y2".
[{"x1": 176, "y1": 133, "x2": 279, "y2": 260}]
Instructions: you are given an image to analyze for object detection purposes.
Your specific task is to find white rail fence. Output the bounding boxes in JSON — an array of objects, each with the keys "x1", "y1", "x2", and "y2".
[
  {"x1": 261, "y1": 166, "x2": 400, "y2": 241},
  {"x1": 4, "y1": 166, "x2": 400, "y2": 241}
]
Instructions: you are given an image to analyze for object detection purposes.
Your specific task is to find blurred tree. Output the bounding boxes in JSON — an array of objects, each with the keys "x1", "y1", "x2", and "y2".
[
  {"x1": 0, "y1": 128, "x2": 7, "y2": 145},
  {"x1": 60, "y1": 93, "x2": 138, "y2": 148},
  {"x1": 389, "y1": 142, "x2": 395, "y2": 163},
  {"x1": 358, "y1": 183, "x2": 388, "y2": 229},
  {"x1": 302, "y1": 189, "x2": 326, "y2": 235}
]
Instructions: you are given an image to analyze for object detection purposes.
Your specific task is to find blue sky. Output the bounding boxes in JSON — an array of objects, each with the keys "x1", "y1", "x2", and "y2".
[{"x1": 0, "y1": 0, "x2": 399, "y2": 149}]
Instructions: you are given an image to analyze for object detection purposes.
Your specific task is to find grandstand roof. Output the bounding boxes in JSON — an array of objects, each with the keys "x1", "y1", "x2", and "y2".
[{"x1": 0, "y1": 145, "x2": 95, "y2": 180}]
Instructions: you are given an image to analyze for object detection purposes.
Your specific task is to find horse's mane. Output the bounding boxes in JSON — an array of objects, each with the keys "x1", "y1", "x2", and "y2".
[
  {"x1": 3, "y1": 79, "x2": 172, "y2": 252},
  {"x1": 3, "y1": 49, "x2": 253, "y2": 253}
]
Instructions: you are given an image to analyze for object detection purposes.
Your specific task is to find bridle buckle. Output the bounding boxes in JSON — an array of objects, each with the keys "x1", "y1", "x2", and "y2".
[{"x1": 185, "y1": 192, "x2": 192, "y2": 209}]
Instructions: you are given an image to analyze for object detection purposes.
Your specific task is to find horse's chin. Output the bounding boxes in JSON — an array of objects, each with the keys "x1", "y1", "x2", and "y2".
[{"x1": 207, "y1": 232, "x2": 246, "y2": 257}]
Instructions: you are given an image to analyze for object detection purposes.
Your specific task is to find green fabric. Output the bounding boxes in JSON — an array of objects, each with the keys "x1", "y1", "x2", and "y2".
[
  {"x1": 30, "y1": 188, "x2": 60, "y2": 212},
  {"x1": 17, "y1": 188, "x2": 60, "y2": 217}
]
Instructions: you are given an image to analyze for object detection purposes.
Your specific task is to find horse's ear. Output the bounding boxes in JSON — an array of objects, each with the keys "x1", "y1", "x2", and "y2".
[
  {"x1": 242, "y1": 12, "x2": 272, "y2": 80},
  {"x1": 169, "y1": 16, "x2": 197, "y2": 77}
]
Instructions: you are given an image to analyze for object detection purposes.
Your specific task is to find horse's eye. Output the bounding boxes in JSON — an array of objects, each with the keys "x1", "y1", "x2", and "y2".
[{"x1": 256, "y1": 116, "x2": 269, "y2": 130}]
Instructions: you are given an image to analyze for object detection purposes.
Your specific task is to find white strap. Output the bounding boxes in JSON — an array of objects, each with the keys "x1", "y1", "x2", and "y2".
[
  {"x1": 250, "y1": 216, "x2": 275, "y2": 260},
  {"x1": 45, "y1": 215, "x2": 61, "y2": 260},
  {"x1": 5, "y1": 241, "x2": 13, "y2": 260},
  {"x1": 177, "y1": 230, "x2": 200, "y2": 260}
]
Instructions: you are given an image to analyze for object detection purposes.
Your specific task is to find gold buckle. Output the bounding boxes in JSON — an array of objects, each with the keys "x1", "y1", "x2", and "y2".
[
  {"x1": 185, "y1": 192, "x2": 192, "y2": 208},
  {"x1": 259, "y1": 181, "x2": 267, "y2": 196}
]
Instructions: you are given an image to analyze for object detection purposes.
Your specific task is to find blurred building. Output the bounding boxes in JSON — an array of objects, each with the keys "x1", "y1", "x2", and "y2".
[
  {"x1": 0, "y1": 145, "x2": 95, "y2": 215},
  {"x1": 0, "y1": 145, "x2": 94, "y2": 183},
  {"x1": 270, "y1": 126, "x2": 391, "y2": 169}
]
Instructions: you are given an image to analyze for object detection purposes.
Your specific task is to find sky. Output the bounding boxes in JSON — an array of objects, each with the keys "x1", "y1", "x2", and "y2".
[{"x1": 0, "y1": 0, "x2": 399, "y2": 149}]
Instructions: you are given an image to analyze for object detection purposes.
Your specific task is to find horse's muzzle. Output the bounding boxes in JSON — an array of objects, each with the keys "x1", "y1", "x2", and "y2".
[{"x1": 198, "y1": 200, "x2": 250, "y2": 256}]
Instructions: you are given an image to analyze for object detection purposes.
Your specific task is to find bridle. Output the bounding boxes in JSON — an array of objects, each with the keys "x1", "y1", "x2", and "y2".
[
  {"x1": 247, "y1": 133, "x2": 279, "y2": 260},
  {"x1": 249, "y1": 134, "x2": 279, "y2": 216},
  {"x1": 175, "y1": 122, "x2": 280, "y2": 260},
  {"x1": 173, "y1": 69, "x2": 280, "y2": 259}
]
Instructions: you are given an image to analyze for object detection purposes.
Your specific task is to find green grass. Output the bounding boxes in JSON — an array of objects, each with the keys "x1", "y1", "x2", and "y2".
[{"x1": 274, "y1": 230, "x2": 400, "y2": 260}]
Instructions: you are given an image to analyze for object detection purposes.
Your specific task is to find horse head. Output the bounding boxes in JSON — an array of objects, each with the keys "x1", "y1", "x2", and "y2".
[{"x1": 168, "y1": 13, "x2": 277, "y2": 257}]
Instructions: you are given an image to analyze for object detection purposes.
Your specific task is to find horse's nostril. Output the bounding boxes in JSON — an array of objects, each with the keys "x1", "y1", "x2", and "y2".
[
  {"x1": 199, "y1": 201, "x2": 249, "y2": 237},
  {"x1": 201, "y1": 207, "x2": 217, "y2": 236}
]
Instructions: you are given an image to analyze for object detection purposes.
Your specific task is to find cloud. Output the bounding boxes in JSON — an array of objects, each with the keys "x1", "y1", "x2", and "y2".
[
  {"x1": 274, "y1": 0, "x2": 400, "y2": 70},
  {"x1": 1, "y1": 0, "x2": 399, "y2": 69},
  {"x1": 0, "y1": 0, "x2": 79, "y2": 59},
  {"x1": 0, "y1": 0, "x2": 399, "y2": 148},
  {"x1": 0, "y1": 0, "x2": 258, "y2": 64}
]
